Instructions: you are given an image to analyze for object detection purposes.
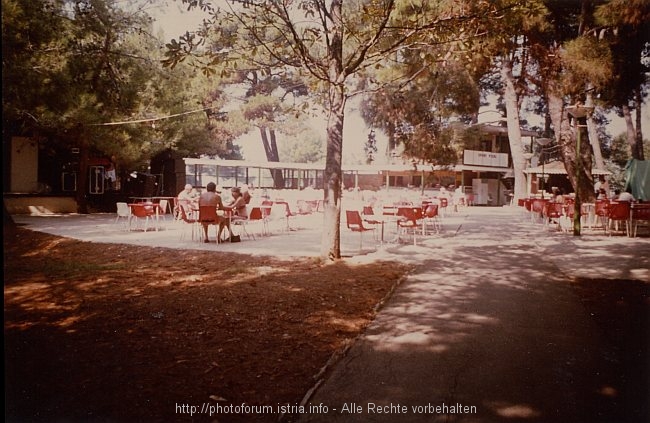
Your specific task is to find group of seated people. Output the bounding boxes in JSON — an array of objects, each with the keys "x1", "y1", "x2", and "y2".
[
  {"x1": 177, "y1": 182, "x2": 251, "y2": 243},
  {"x1": 545, "y1": 185, "x2": 636, "y2": 204}
]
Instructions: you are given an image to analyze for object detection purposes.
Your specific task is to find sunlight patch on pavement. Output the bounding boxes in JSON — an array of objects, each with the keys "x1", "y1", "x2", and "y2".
[{"x1": 487, "y1": 402, "x2": 541, "y2": 418}]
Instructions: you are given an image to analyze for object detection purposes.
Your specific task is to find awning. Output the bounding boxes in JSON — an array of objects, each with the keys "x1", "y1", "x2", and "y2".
[
  {"x1": 624, "y1": 159, "x2": 650, "y2": 201},
  {"x1": 523, "y1": 160, "x2": 611, "y2": 176},
  {"x1": 454, "y1": 164, "x2": 511, "y2": 173}
]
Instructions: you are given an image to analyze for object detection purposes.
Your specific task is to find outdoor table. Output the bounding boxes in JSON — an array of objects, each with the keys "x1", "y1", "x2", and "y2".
[
  {"x1": 363, "y1": 214, "x2": 392, "y2": 243},
  {"x1": 152, "y1": 196, "x2": 175, "y2": 214},
  {"x1": 129, "y1": 196, "x2": 153, "y2": 203},
  {"x1": 128, "y1": 203, "x2": 163, "y2": 231}
]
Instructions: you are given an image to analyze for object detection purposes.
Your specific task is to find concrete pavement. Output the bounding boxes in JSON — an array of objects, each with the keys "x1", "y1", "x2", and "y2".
[{"x1": 297, "y1": 208, "x2": 649, "y2": 423}]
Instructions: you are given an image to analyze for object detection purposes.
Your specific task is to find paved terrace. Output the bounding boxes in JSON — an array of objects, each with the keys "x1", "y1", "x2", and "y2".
[{"x1": 10, "y1": 205, "x2": 650, "y2": 422}]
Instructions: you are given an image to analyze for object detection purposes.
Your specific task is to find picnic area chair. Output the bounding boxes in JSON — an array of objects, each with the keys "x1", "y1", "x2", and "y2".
[
  {"x1": 115, "y1": 202, "x2": 132, "y2": 229},
  {"x1": 345, "y1": 210, "x2": 376, "y2": 252},
  {"x1": 179, "y1": 204, "x2": 202, "y2": 242},
  {"x1": 397, "y1": 207, "x2": 424, "y2": 245}
]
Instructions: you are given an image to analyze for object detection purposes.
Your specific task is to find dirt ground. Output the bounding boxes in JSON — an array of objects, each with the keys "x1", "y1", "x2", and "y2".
[
  {"x1": 5, "y1": 223, "x2": 649, "y2": 422},
  {"x1": 4, "y1": 223, "x2": 410, "y2": 422}
]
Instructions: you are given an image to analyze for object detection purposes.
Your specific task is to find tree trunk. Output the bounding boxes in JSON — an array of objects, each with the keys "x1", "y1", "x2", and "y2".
[
  {"x1": 320, "y1": 0, "x2": 344, "y2": 261},
  {"x1": 76, "y1": 128, "x2": 90, "y2": 214},
  {"x1": 622, "y1": 103, "x2": 638, "y2": 159},
  {"x1": 585, "y1": 89, "x2": 605, "y2": 169},
  {"x1": 634, "y1": 87, "x2": 645, "y2": 160},
  {"x1": 321, "y1": 87, "x2": 345, "y2": 260},
  {"x1": 547, "y1": 89, "x2": 595, "y2": 203},
  {"x1": 259, "y1": 126, "x2": 284, "y2": 188},
  {"x1": 501, "y1": 58, "x2": 527, "y2": 202}
]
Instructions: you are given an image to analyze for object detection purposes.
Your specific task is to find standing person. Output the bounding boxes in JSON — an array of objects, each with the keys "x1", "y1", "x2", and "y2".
[
  {"x1": 595, "y1": 175, "x2": 609, "y2": 197},
  {"x1": 105, "y1": 162, "x2": 117, "y2": 191}
]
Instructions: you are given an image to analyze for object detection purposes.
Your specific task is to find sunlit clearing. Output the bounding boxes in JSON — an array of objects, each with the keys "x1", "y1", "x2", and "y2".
[
  {"x1": 28, "y1": 205, "x2": 56, "y2": 215},
  {"x1": 22, "y1": 238, "x2": 66, "y2": 256},
  {"x1": 367, "y1": 331, "x2": 450, "y2": 353},
  {"x1": 488, "y1": 402, "x2": 541, "y2": 418}
]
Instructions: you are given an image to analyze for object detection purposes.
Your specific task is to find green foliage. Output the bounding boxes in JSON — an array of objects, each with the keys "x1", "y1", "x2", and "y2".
[
  {"x1": 278, "y1": 128, "x2": 324, "y2": 163},
  {"x1": 2, "y1": 0, "x2": 240, "y2": 170},
  {"x1": 561, "y1": 37, "x2": 613, "y2": 94},
  {"x1": 360, "y1": 55, "x2": 479, "y2": 165},
  {"x1": 364, "y1": 130, "x2": 378, "y2": 164}
]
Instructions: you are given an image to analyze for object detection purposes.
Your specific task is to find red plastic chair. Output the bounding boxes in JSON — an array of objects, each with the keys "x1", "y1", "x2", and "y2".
[
  {"x1": 529, "y1": 198, "x2": 548, "y2": 223},
  {"x1": 248, "y1": 206, "x2": 268, "y2": 236},
  {"x1": 345, "y1": 210, "x2": 376, "y2": 252},
  {"x1": 524, "y1": 198, "x2": 532, "y2": 212},
  {"x1": 543, "y1": 202, "x2": 564, "y2": 229},
  {"x1": 606, "y1": 202, "x2": 631, "y2": 236},
  {"x1": 199, "y1": 206, "x2": 220, "y2": 242},
  {"x1": 397, "y1": 207, "x2": 423, "y2": 245},
  {"x1": 130, "y1": 203, "x2": 157, "y2": 231},
  {"x1": 631, "y1": 203, "x2": 650, "y2": 237},
  {"x1": 594, "y1": 199, "x2": 610, "y2": 228},
  {"x1": 422, "y1": 204, "x2": 441, "y2": 235},
  {"x1": 362, "y1": 206, "x2": 382, "y2": 225}
]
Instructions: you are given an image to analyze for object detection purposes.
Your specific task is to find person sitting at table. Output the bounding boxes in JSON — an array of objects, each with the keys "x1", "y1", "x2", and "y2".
[
  {"x1": 211, "y1": 186, "x2": 246, "y2": 242},
  {"x1": 241, "y1": 184, "x2": 252, "y2": 205},
  {"x1": 225, "y1": 186, "x2": 248, "y2": 220},
  {"x1": 178, "y1": 184, "x2": 198, "y2": 201},
  {"x1": 176, "y1": 184, "x2": 198, "y2": 217},
  {"x1": 613, "y1": 189, "x2": 635, "y2": 202},
  {"x1": 198, "y1": 182, "x2": 228, "y2": 243}
]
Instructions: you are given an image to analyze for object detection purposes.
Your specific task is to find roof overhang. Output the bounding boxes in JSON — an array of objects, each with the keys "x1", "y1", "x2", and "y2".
[
  {"x1": 454, "y1": 164, "x2": 512, "y2": 173},
  {"x1": 523, "y1": 160, "x2": 611, "y2": 176}
]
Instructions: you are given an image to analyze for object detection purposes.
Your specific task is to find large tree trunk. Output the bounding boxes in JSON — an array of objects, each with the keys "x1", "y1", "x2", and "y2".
[
  {"x1": 321, "y1": 88, "x2": 345, "y2": 260},
  {"x1": 635, "y1": 87, "x2": 645, "y2": 160},
  {"x1": 320, "y1": 0, "x2": 344, "y2": 261},
  {"x1": 259, "y1": 126, "x2": 284, "y2": 188},
  {"x1": 547, "y1": 90, "x2": 595, "y2": 203},
  {"x1": 622, "y1": 103, "x2": 638, "y2": 159},
  {"x1": 585, "y1": 89, "x2": 605, "y2": 169},
  {"x1": 76, "y1": 128, "x2": 90, "y2": 214},
  {"x1": 501, "y1": 57, "x2": 527, "y2": 202}
]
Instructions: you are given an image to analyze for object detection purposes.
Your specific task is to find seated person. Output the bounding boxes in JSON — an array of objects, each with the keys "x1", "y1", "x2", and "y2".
[
  {"x1": 178, "y1": 184, "x2": 196, "y2": 200},
  {"x1": 241, "y1": 184, "x2": 252, "y2": 205},
  {"x1": 225, "y1": 186, "x2": 248, "y2": 220},
  {"x1": 198, "y1": 182, "x2": 230, "y2": 243},
  {"x1": 178, "y1": 183, "x2": 198, "y2": 204},
  {"x1": 614, "y1": 189, "x2": 635, "y2": 202}
]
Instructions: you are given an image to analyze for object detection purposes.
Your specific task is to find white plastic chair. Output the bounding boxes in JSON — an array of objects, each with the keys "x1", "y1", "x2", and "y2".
[
  {"x1": 115, "y1": 202, "x2": 131, "y2": 229},
  {"x1": 158, "y1": 199, "x2": 169, "y2": 222},
  {"x1": 268, "y1": 203, "x2": 290, "y2": 232}
]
